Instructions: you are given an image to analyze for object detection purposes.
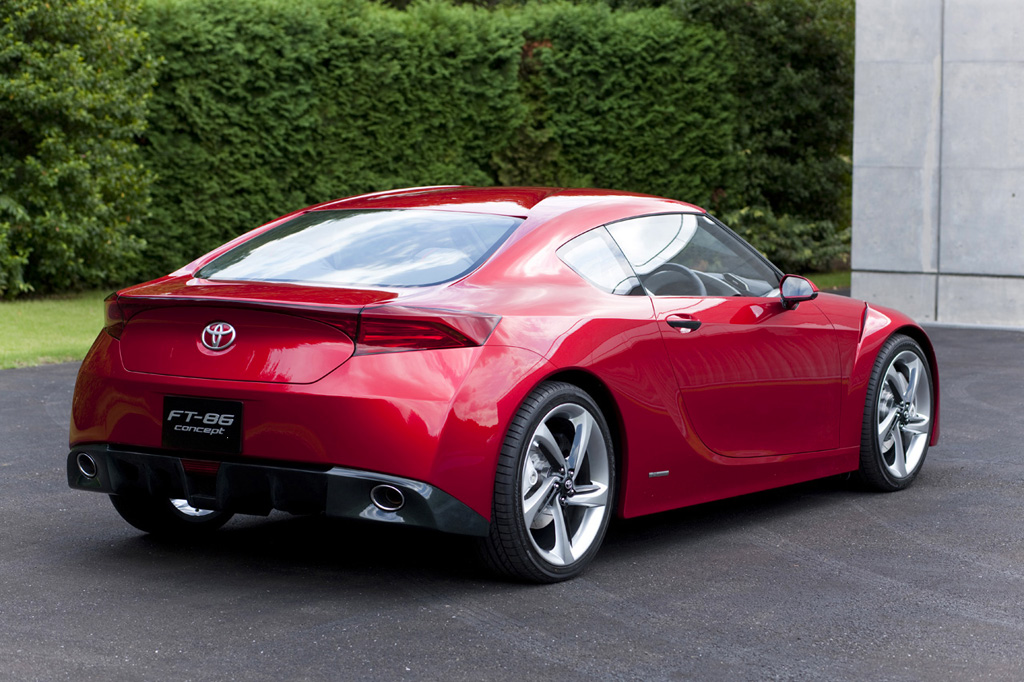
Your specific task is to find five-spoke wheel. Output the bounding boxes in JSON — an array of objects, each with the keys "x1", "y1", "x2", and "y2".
[
  {"x1": 481, "y1": 381, "x2": 615, "y2": 582},
  {"x1": 859, "y1": 334, "x2": 934, "y2": 490}
]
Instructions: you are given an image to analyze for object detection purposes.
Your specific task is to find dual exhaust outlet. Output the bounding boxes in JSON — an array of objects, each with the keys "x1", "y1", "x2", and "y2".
[{"x1": 75, "y1": 451, "x2": 407, "y2": 512}]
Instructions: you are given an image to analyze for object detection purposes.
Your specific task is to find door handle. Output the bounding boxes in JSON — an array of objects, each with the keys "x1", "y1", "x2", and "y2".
[{"x1": 666, "y1": 316, "x2": 702, "y2": 331}]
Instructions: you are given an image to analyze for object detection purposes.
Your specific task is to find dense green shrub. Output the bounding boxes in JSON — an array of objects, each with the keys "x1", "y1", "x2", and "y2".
[
  {"x1": 136, "y1": 0, "x2": 744, "y2": 276},
  {"x1": 137, "y1": 0, "x2": 526, "y2": 275},
  {"x1": 0, "y1": 0, "x2": 155, "y2": 297},
  {"x1": 414, "y1": 0, "x2": 855, "y2": 271},
  {"x1": 0, "y1": 0, "x2": 852, "y2": 292},
  {"x1": 680, "y1": 0, "x2": 854, "y2": 224},
  {"x1": 494, "y1": 3, "x2": 735, "y2": 207},
  {"x1": 722, "y1": 205, "x2": 849, "y2": 274}
]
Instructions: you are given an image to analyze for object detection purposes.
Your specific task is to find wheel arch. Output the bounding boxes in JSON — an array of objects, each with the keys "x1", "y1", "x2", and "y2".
[{"x1": 855, "y1": 305, "x2": 941, "y2": 449}]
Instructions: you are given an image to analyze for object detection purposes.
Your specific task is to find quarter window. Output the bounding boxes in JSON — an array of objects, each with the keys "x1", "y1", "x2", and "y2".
[{"x1": 557, "y1": 227, "x2": 643, "y2": 296}]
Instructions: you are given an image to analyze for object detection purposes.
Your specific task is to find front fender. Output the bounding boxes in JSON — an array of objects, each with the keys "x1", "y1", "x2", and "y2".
[{"x1": 847, "y1": 304, "x2": 941, "y2": 448}]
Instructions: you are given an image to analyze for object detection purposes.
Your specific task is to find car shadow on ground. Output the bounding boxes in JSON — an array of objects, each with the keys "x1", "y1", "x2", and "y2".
[
  {"x1": 600, "y1": 474, "x2": 860, "y2": 557},
  {"x1": 84, "y1": 474, "x2": 861, "y2": 588}
]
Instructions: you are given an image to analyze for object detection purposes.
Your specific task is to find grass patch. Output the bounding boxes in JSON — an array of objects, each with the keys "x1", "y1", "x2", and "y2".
[
  {"x1": 803, "y1": 269, "x2": 850, "y2": 291},
  {"x1": 0, "y1": 290, "x2": 108, "y2": 369}
]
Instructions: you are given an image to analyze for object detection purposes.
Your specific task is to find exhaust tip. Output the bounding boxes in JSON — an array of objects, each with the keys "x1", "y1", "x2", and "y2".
[
  {"x1": 76, "y1": 452, "x2": 98, "y2": 479},
  {"x1": 370, "y1": 484, "x2": 405, "y2": 512}
]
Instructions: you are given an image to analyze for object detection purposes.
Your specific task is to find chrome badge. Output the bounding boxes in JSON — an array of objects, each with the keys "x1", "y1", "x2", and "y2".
[{"x1": 201, "y1": 322, "x2": 236, "y2": 351}]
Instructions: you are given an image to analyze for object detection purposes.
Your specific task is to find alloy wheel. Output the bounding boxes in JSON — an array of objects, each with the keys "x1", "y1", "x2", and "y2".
[
  {"x1": 876, "y1": 350, "x2": 932, "y2": 479},
  {"x1": 520, "y1": 402, "x2": 611, "y2": 567}
]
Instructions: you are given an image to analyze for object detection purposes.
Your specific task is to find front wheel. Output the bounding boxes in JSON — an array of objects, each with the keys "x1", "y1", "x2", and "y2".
[
  {"x1": 858, "y1": 334, "x2": 934, "y2": 491},
  {"x1": 480, "y1": 381, "x2": 616, "y2": 583},
  {"x1": 110, "y1": 495, "x2": 233, "y2": 536}
]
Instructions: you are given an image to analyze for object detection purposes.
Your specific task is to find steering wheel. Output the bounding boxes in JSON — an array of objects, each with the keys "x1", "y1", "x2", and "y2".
[{"x1": 642, "y1": 263, "x2": 707, "y2": 297}]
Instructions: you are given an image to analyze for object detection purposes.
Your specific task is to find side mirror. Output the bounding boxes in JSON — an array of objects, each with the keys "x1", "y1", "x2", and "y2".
[{"x1": 780, "y1": 274, "x2": 818, "y2": 310}]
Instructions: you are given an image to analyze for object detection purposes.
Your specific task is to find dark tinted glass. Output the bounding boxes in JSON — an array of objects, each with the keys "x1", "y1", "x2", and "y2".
[{"x1": 197, "y1": 210, "x2": 522, "y2": 287}]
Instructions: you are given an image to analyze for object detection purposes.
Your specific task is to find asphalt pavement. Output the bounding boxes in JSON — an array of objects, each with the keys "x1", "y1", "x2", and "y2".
[{"x1": 1, "y1": 325, "x2": 1022, "y2": 681}]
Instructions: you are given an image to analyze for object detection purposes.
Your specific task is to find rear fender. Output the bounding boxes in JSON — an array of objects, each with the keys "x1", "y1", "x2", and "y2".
[{"x1": 432, "y1": 345, "x2": 555, "y2": 519}]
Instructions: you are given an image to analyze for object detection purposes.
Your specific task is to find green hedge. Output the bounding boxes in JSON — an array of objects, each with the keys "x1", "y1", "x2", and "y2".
[
  {"x1": 138, "y1": 0, "x2": 529, "y2": 275},
  {"x1": 136, "y1": 0, "x2": 741, "y2": 276},
  {"x1": 1, "y1": 0, "x2": 853, "y2": 294},
  {"x1": 680, "y1": 0, "x2": 854, "y2": 224},
  {"x1": 723, "y1": 205, "x2": 850, "y2": 274},
  {"x1": 494, "y1": 4, "x2": 735, "y2": 205},
  {"x1": 0, "y1": 0, "x2": 155, "y2": 298}
]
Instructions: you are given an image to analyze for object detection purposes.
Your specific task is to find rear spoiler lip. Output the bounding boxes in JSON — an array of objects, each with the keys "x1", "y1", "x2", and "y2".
[{"x1": 112, "y1": 294, "x2": 366, "y2": 320}]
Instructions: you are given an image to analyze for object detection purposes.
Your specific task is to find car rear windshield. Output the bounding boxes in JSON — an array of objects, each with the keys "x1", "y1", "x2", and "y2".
[{"x1": 196, "y1": 209, "x2": 523, "y2": 288}]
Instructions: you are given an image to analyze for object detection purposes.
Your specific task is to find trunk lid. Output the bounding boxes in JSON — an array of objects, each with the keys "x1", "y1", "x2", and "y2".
[
  {"x1": 120, "y1": 306, "x2": 355, "y2": 384},
  {"x1": 115, "y1": 278, "x2": 385, "y2": 384}
]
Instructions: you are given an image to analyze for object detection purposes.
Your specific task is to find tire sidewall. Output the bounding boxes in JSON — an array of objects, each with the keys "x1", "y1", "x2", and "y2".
[
  {"x1": 862, "y1": 335, "x2": 933, "y2": 490},
  {"x1": 497, "y1": 382, "x2": 617, "y2": 582}
]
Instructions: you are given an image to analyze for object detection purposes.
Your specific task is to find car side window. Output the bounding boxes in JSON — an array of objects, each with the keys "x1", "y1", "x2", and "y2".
[
  {"x1": 557, "y1": 227, "x2": 644, "y2": 295},
  {"x1": 606, "y1": 213, "x2": 780, "y2": 297}
]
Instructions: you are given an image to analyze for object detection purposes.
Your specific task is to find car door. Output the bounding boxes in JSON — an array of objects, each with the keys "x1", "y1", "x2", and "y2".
[{"x1": 606, "y1": 213, "x2": 842, "y2": 458}]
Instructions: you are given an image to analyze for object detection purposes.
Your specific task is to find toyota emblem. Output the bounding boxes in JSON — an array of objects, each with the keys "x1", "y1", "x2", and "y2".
[{"x1": 201, "y1": 322, "x2": 236, "y2": 351}]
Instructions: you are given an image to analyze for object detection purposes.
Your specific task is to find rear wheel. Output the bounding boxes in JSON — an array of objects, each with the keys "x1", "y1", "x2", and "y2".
[
  {"x1": 858, "y1": 334, "x2": 934, "y2": 491},
  {"x1": 109, "y1": 495, "x2": 233, "y2": 536},
  {"x1": 480, "y1": 381, "x2": 616, "y2": 583}
]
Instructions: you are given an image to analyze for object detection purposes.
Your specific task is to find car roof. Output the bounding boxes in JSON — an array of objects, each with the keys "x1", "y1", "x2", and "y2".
[{"x1": 310, "y1": 185, "x2": 706, "y2": 222}]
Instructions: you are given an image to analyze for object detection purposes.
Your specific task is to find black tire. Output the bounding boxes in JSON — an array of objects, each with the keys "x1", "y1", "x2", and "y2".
[
  {"x1": 109, "y1": 495, "x2": 233, "y2": 536},
  {"x1": 479, "y1": 381, "x2": 616, "y2": 583},
  {"x1": 858, "y1": 334, "x2": 935, "y2": 491}
]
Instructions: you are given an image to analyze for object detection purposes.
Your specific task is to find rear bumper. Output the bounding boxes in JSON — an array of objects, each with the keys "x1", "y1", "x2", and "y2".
[
  {"x1": 71, "y1": 333, "x2": 553, "y2": 520},
  {"x1": 67, "y1": 445, "x2": 490, "y2": 537}
]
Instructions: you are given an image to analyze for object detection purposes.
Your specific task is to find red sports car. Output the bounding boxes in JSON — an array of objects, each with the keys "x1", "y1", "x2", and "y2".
[{"x1": 68, "y1": 186, "x2": 939, "y2": 582}]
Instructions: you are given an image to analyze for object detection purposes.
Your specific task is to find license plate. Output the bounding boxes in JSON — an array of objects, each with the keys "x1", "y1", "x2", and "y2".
[{"x1": 162, "y1": 396, "x2": 243, "y2": 454}]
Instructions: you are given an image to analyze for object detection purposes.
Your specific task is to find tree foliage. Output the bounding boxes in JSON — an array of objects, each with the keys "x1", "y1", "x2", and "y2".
[
  {"x1": 723, "y1": 205, "x2": 850, "y2": 273},
  {"x1": 493, "y1": 3, "x2": 736, "y2": 208},
  {"x1": 0, "y1": 0, "x2": 156, "y2": 297},
  {"x1": 137, "y1": 0, "x2": 527, "y2": 274},
  {"x1": 0, "y1": 0, "x2": 854, "y2": 295},
  {"x1": 680, "y1": 0, "x2": 855, "y2": 225},
  {"x1": 133, "y1": 0, "x2": 851, "y2": 277}
]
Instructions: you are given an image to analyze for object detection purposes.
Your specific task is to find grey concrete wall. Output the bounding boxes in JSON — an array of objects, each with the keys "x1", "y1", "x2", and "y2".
[{"x1": 852, "y1": 0, "x2": 1024, "y2": 326}]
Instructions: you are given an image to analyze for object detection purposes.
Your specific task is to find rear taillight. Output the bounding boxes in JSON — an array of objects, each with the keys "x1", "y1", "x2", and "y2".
[
  {"x1": 355, "y1": 306, "x2": 500, "y2": 355},
  {"x1": 103, "y1": 293, "x2": 124, "y2": 339}
]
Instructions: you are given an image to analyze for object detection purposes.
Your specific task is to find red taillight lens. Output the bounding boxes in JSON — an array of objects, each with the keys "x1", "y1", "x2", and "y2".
[
  {"x1": 103, "y1": 293, "x2": 124, "y2": 339},
  {"x1": 355, "y1": 306, "x2": 500, "y2": 355}
]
